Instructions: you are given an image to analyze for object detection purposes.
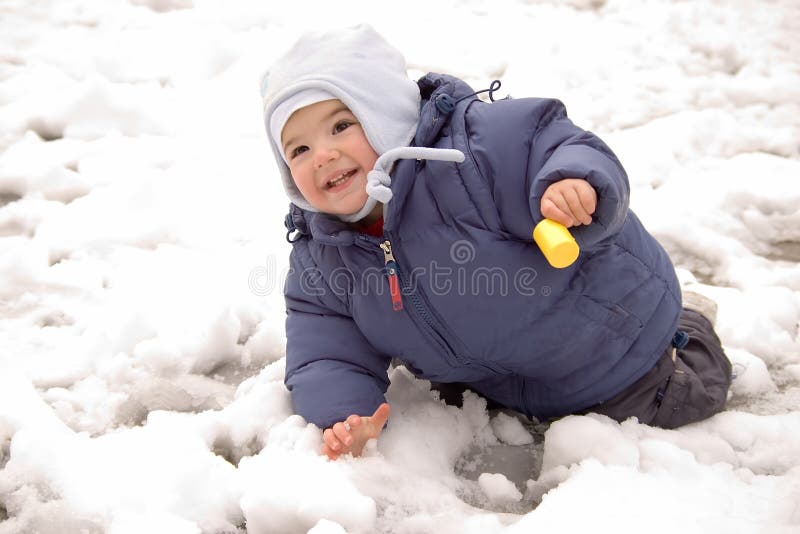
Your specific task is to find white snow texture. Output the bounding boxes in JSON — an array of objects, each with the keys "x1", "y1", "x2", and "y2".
[{"x1": 1, "y1": 0, "x2": 799, "y2": 533}]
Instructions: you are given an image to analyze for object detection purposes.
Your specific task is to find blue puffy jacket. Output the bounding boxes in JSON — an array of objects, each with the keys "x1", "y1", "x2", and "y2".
[{"x1": 283, "y1": 73, "x2": 681, "y2": 429}]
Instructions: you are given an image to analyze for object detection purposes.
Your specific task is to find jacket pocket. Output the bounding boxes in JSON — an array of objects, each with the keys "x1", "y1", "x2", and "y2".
[{"x1": 575, "y1": 295, "x2": 643, "y2": 340}]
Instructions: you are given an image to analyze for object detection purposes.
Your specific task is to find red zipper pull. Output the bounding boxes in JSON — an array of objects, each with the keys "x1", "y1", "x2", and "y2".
[{"x1": 380, "y1": 240, "x2": 403, "y2": 312}]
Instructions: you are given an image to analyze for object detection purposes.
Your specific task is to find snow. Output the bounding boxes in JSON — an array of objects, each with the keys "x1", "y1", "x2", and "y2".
[
  {"x1": 1, "y1": 0, "x2": 799, "y2": 532},
  {"x1": 490, "y1": 412, "x2": 535, "y2": 446},
  {"x1": 478, "y1": 473, "x2": 523, "y2": 505}
]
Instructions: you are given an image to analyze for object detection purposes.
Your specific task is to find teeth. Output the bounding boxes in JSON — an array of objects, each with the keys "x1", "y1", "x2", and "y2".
[{"x1": 328, "y1": 170, "x2": 352, "y2": 187}]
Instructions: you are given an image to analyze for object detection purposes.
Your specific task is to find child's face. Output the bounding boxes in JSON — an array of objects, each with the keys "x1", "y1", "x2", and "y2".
[{"x1": 281, "y1": 99, "x2": 378, "y2": 217}]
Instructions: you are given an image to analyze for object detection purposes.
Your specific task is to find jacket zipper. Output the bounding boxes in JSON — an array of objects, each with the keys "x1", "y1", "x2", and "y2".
[
  {"x1": 379, "y1": 240, "x2": 403, "y2": 312},
  {"x1": 380, "y1": 233, "x2": 468, "y2": 366}
]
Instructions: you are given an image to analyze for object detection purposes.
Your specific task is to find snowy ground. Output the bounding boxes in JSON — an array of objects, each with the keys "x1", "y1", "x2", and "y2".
[{"x1": 1, "y1": 0, "x2": 799, "y2": 532}]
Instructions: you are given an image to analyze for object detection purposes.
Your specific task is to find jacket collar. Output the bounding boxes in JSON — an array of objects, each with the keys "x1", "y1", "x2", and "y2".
[
  {"x1": 415, "y1": 73, "x2": 476, "y2": 147},
  {"x1": 286, "y1": 203, "x2": 358, "y2": 246}
]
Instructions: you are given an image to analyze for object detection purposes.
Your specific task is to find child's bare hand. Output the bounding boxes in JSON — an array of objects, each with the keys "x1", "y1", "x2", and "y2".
[
  {"x1": 541, "y1": 178, "x2": 597, "y2": 228},
  {"x1": 321, "y1": 403, "x2": 391, "y2": 461}
]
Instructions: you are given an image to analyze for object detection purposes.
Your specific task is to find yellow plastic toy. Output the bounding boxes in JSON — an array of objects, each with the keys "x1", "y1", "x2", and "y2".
[{"x1": 533, "y1": 219, "x2": 579, "y2": 268}]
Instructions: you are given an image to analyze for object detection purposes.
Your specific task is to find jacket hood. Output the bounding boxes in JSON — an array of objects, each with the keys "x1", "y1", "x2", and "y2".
[{"x1": 261, "y1": 24, "x2": 421, "y2": 219}]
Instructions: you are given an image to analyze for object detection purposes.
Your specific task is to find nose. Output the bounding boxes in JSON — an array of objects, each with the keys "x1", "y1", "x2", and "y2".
[{"x1": 313, "y1": 145, "x2": 339, "y2": 169}]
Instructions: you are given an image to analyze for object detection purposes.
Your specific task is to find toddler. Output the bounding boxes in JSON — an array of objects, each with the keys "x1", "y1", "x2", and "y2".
[{"x1": 260, "y1": 25, "x2": 732, "y2": 460}]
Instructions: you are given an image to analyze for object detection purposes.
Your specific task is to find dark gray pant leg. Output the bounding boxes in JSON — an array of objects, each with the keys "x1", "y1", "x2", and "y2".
[{"x1": 651, "y1": 309, "x2": 732, "y2": 428}]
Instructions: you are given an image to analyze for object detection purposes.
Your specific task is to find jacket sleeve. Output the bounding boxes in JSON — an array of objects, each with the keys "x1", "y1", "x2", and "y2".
[
  {"x1": 283, "y1": 245, "x2": 391, "y2": 430},
  {"x1": 466, "y1": 97, "x2": 630, "y2": 249}
]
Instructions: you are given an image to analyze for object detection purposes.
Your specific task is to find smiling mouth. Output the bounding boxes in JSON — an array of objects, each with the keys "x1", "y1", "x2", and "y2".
[{"x1": 325, "y1": 169, "x2": 357, "y2": 189}]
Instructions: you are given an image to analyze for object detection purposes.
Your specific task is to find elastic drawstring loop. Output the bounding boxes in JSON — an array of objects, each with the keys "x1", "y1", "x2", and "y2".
[
  {"x1": 460, "y1": 79, "x2": 503, "y2": 103},
  {"x1": 284, "y1": 212, "x2": 304, "y2": 243},
  {"x1": 366, "y1": 147, "x2": 465, "y2": 203},
  {"x1": 435, "y1": 80, "x2": 504, "y2": 115},
  {"x1": 286, "y1": 228, "x2": 303, "y2": 243}
]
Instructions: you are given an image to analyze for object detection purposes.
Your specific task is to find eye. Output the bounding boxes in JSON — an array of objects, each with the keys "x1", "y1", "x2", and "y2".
[
  {"x1": 289, "y1": 145, "x2": 308, "y2": 160},
  {"x1": 333, "y1": 120, "x2": 354, "y2": 134}
]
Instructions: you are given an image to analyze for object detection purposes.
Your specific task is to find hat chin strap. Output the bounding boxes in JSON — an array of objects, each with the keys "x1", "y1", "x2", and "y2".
[{"x1": 337, "y1": 146, "x2": 466, "y2": 223}]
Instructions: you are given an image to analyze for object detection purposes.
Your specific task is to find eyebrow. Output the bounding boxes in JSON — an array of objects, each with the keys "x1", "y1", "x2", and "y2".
[{"x1": 282, "y1": 105, "x2": 351, "y2": 153}]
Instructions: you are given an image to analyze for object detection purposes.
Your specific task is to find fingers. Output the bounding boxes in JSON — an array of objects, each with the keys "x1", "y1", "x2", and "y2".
[
  {"x1": 541, "y1": 197, "x2": 574, "y2": 227},
  {"x1": 320, "y1": 405, "x2": 391, "y2": 461},
  {"x1": 346, "y1": 414, "x2": 362, "y2": 429},
  {"x1": 322, "y1": 422, "x2": 353, "y2": 454},
  {"x1": 370, "y1": 403, "x2": 391, "y2": 431},
  {"x1": 321, "y1": 414, "x2": 363, "y2": 460},
  {"x1": 541, "y1": 179, "x2": 597, "y2": 227},
  {"x1": 576, "y1": 182, "x2": 597, "y2": 216},
  {"x1": 322, "y1": 427, "x2": 343, "y2": 454},
  {"x1": 332, "y1": 421, "x2": 354, "y2": 448},
  {"x1": 321, "y1": 443, "x2": 341, "y2": 461},
  {"x1": 563, "y1": 188, "x2": 592, "y2": 225}
]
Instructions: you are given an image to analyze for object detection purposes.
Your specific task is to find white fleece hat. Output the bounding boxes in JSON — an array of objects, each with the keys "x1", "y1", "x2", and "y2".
[
  {"x1": 261, "y1": 24, "x2": 421, "y2": 221},
  {"x1": 269, "y1": 88, "x2": 335, "y2": 166}
]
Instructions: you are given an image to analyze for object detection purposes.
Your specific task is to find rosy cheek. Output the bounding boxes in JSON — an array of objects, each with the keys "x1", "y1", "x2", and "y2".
[{"x1": 292, "y1": 173, "x2": 308, "y2": 187}]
